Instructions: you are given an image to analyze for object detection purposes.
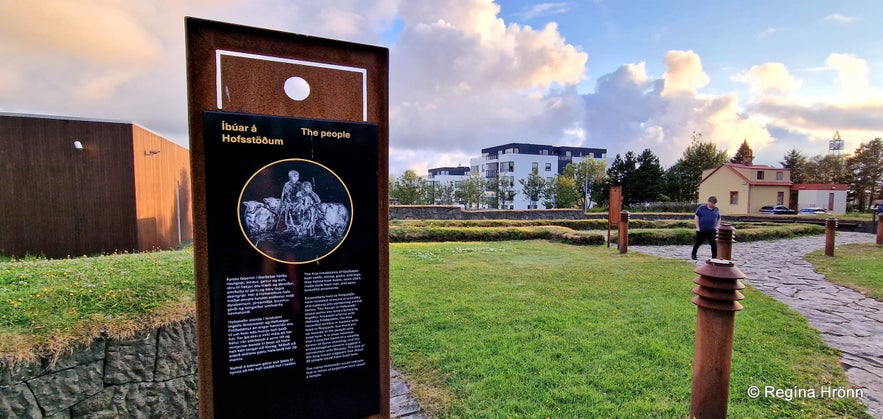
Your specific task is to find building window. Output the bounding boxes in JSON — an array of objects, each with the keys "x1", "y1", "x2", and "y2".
[
  {"x1": 756, "y1": 171, "x2": 765, "y2": 180},
  {"x1": 501, "y1": 161, "x2": 514, "y2": 172},
  {"x1": 545, "y1": 163, "x2": 552, "y2": 171},
  {"x1": 777, "y1": 191, "x2": 784, "y2": 205},
  {"x1": 776, "y1": 171, "x2": 784, "y2": 181},
  {"x1": 532, "y1": 162, "x2": 538, "y2": 172},
  {"x1": 730, "y1": 191, "x2": 738, "y2": 205},
  {"x1": 539, "y1": 149, "x2": 549, "y2": 155}
]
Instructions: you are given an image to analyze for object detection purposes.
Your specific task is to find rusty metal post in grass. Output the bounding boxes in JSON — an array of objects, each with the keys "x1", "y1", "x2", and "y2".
[
  {"x1": 877, "y1": 213, "x2": 882, "y2": 246},
  {"x1": 618, "y1": 210, "x2": 629, "y2": 254},
  {"x1": 690, "y1": 259, "x2": 746, "y2": 419},
  {"x1": 715, "y1": 224, "x2": 735, "y2": 261},
  {"x1": 825, "y1": 217, "x2": 838, "y2": 256}
]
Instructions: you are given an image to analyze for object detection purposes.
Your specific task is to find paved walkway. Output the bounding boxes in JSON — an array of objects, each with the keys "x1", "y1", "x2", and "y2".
[
  {"x1": 390, "y1": 368, "x2": 426, "y2": 418},
  {"x1": 632, "y1": 232, "x2": 882, "y2": 418}
]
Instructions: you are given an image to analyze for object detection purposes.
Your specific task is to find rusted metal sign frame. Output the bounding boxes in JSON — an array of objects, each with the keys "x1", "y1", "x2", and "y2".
[
  {"x1": 186, "y1": 17, "x2": 389, "y2": 418},
  {"x1": 607, "y1": 186, "x2": 622, "y2": 248}
]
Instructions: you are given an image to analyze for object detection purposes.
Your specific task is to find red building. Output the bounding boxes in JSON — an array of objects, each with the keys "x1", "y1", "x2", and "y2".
[{"x1": 0, "y1": 113, "x2": 192, "y2": 258}]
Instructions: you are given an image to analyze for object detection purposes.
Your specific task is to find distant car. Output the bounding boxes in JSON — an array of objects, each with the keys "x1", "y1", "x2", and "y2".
[
  {"x1": 798, "y1": 207, "x2": 829, "y2": 215},
  {"x1": 759, "y1": 205, "x2": 797, "y2": 214}
]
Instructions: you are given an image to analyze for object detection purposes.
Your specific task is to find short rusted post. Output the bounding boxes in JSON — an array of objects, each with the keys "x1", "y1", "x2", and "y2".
[
  {"x1": 715, "y1": 224, "x2": 735, "y2": 261},
  {"x1": 876, "y1": 213, "x2": 882, "y2": 246},
  {"x1": 825, "y1": 217, "x2": 838, "y2": 256},
  {"x1": 618, "y1": 210, "x2": 629, "y2": 254},
  {"x1": 690, "y1": 259, "x2": 745, "y2": 418}
]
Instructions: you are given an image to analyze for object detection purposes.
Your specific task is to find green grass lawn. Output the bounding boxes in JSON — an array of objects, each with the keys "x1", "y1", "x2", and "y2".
[
  {"x1": 0, "y1": 237, "x2": 872, "y2": 417},
  {"x1": 806, "y1": 243, "x2": 883, "y2": 300},
  {"x1": 390, "y1": 241, "x2": 869, "y2": 418},
  {"x1": 0, "y1": 249, "x2": 195, "y2": 361}
]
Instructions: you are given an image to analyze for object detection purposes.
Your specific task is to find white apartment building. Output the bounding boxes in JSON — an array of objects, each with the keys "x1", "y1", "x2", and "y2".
[
  {"x1": 425, "y1": 166, "x2": 470, "y2": 204},
  {"x1": 469, "y1": 143, "x2": 607, "y2": 209}
]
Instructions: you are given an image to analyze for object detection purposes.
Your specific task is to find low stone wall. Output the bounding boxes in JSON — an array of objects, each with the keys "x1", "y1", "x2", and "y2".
[
  {"x1": 0, "y1": 318, "x2": 198, "y2": 418},
  {"x1": 391, "y1": 205, "x2": 589, "y2": 220}
]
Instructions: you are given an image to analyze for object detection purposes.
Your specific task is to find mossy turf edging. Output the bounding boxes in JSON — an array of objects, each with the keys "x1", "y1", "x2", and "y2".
[{"x1": 0, "y1": 249, "x2": 195, "y2": 365}]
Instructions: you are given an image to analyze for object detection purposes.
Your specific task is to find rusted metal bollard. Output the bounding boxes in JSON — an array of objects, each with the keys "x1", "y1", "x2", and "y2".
[
  {"x1": 825, "y1": 217, "x2": 838, "y2": 256},
  {"x1": 715, "y1": 224, "x2": 736, "y2": 261},
  {"x1": 877, "y1": 213, "x2": 882, "y2": 246},
  {"x1": 690, "y1": 259, "x2": 746, "y2": 418},
  {"x1": 618, "y1": 210, "x2": 629, "y2": 254}
]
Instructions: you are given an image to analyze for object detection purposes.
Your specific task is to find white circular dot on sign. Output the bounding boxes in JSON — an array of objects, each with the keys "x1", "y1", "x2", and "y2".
[{"x1": 284, "y1": 76, "x2": 310, "y2": 101}]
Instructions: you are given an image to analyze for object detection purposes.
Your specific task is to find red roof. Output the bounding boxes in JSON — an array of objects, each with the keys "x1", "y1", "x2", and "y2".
[{"x1": 791, "y1": 184, "x2": 848, "y2": 191}]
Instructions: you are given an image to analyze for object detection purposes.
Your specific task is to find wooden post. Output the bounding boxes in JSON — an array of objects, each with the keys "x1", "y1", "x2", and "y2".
[
  {"x1": 876, "y1": 213, "x2": 882, "y2": 246},
  {"x1": 825, "y1": 217, "x2": 838, "y2": 256},
  {"x1": 690, "y1": 259, "x2": 745, "y2": 419},
  {"x1": 618, "y1": 210, "x2": 629, "y2": 254},
  {"x1": 715, "y1": 224, "x2": 735, "y2": 261}
]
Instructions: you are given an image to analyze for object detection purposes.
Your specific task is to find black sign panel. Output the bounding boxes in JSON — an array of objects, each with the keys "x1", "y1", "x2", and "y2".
[{"x1": 203, "y1": 110, "x2": 379, "y2": 417}]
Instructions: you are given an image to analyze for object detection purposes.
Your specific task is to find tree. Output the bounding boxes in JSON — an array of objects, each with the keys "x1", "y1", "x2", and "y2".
[
  {"x1": 633, "y1": 149, "x2": 665, "y2": 203},
  {"x1": 391, "y1": 169, "x2": 428, "y2": 205},
  {"x1": 804, "y1": 154, "x2": 851, "y2": 184},
  {"x1": 663, "y1": 161, "x2": 692, "y2": 203},
  {"x1": 488, "y1": 174, "x2": 515, "y2": 209},
  {"x1": 847, "y1": 138, "x2": 883, "y2": 209},
  {"x1": 665, "y1": 134, "x2": 728, "y2": 202},
  {"x1": 570, "y1": 159, "x2": 608, "y2": 210},
  {"x1": 432, "y1": 181, "x2": 457, "y2": 205},
  {"x1": 542, "y1": 175, "x2": 580, "y2": 209},
  {"x1": 606, "y1": 152, "x2": 639, "y2": 205},
  {"x1": 518, "y1": 169, "x2": 546, "y2": 209},
  {"x1": 730, "y1": 139, "x2": 754, "y2": 165},
  {"x1": 780, "y1": 148, "x2": 808, "y2": 184},
  {"x1": 455, "y1": 172, "x2": 487, "y2": 209}
]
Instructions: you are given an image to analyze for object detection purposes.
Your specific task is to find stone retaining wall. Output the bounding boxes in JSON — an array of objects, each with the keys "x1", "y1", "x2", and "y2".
[{"x1": 0, "y1": 318, "x2": 198, "y2": 418}]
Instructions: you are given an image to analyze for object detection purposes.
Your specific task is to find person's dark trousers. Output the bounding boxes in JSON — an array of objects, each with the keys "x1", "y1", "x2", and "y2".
[{"x1": 691, "y1": 230, "x2": 718, "y2": 259}]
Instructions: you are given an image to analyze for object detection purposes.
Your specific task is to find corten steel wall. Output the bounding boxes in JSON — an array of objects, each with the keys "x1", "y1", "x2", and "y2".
[
  {"x1": 0, "y1": 115, "x2": 138, "y2": 258},
  {"x1": 132, "y1": 126, "x2": 193, "y2": 251}
]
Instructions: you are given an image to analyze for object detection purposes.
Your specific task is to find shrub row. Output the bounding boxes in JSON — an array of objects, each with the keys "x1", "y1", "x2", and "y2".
[
  {"x1": 389, "y1": 221, "x2": 824, "y2": 247},
  {"x1": 610, "y1": 224, "x2": 825, "y2": 246},
  {"x1": 388, "y1": 225, "x2": 606, "y2": 246},
  {"x1": 391, "y1": 219, "x2": 695, "y2": 230}
]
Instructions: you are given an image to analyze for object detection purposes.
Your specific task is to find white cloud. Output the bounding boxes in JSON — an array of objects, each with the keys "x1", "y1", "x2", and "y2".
[
  {"x1": 826, "y1": 53, "x2": 871, "y2": 99},
  {"x1": 660, "y1": 50, "x2": 709, "y2": 97},
  {"x1": 756, "y1": 27, "x2": 776, "y2": 40},
  {"x1": 389, "y1": 0, "x2": 588, "y2": 173},
  {"x1": 0, "y1": 0, "x2": 400, "y2": 148},
  {"x1": 823, "y1": 13, "x2": 858, "y2": 24},
  {"x1": 732, "y1": 63, "x2": 802, "y2": 96},
  {"x1": 582, "y1": 51, "x2": 773, "y2": 166},
  {"x1": 518, "y1": 3, "x2": 571, "y2": 20},
  {"x1": 742, "y1": 54, "x2": 883, "y2": 157}
]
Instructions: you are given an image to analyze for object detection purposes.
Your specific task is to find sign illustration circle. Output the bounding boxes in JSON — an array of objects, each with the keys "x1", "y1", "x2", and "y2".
[{"x1": 238, "y1": 158, "x2": 353, "y2": 264}]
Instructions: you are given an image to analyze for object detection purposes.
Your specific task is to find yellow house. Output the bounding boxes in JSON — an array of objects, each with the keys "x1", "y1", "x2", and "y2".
[{"x1": 697, "y1": 164, "x2": 793, "y2": 215}]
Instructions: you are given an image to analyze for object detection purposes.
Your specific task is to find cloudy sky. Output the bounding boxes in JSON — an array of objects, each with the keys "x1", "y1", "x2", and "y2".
[{"x1": 2, "y1": 0, "x2": 881, "y2": 175}]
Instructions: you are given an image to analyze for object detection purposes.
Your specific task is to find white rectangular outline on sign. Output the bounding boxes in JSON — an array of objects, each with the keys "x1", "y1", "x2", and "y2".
[{"x1": 216, "y1": 49, "x2": 368, "y2": 122}]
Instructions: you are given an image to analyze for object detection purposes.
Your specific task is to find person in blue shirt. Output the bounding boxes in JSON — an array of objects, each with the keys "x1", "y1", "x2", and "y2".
[{"x1": 692, "y1": 196, "x2": 721, "y2": 260}]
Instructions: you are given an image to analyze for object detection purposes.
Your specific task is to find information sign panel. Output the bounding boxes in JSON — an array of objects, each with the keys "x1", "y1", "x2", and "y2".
[{"x1": 186, "y1": 17, "x2": 389, "y2": 418}]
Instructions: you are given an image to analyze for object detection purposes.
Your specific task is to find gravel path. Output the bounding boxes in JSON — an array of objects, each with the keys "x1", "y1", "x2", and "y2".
[{"x1": 632, "y1": 232, "x2": 882, "y2": 418}]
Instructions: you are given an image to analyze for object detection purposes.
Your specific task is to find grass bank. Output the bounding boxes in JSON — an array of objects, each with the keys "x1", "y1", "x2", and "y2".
[
  {"x1": 0, "y1": 249, "x2": 195, "y2": 363},
  {"x1": 805, "y1": 243, "x2": 883, "y2": 300},
  {"x1": 390, "y1": 241, "x2": 868, "y2": 418}
]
